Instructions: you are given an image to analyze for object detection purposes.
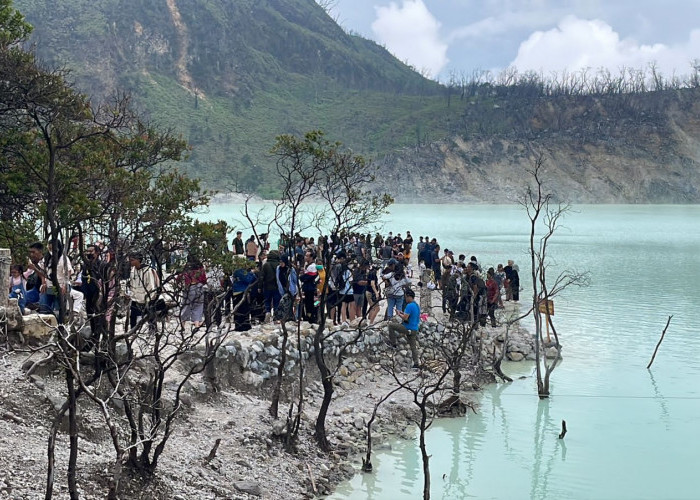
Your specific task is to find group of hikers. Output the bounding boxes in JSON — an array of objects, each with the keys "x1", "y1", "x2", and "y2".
[
  {"x1": 8, "y1": 230, "x2": 521, "y2": 368},
  {"x1": 7, "y1": 240, "x2": 169, "y2": 334}
]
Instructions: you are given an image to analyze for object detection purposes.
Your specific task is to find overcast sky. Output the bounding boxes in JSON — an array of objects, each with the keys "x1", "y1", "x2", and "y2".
[{"x1": 326, "y1": 0, "x2": 700, "y2": 82}]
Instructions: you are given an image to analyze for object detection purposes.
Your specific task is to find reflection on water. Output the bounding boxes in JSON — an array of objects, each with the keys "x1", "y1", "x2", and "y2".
[{"x1": 328, "y1": 205, "x2": 700, "y2": 500}]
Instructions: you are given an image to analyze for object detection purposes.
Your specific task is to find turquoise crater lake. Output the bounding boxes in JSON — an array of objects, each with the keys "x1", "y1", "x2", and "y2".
[{"x1": 204, "y1": 203, "x2": 700, "y2": 499}]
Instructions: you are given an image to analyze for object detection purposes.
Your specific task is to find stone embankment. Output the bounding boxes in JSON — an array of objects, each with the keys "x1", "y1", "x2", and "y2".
[{"x1": 188, "y1": 302, "x2": 539, "y2": 395}]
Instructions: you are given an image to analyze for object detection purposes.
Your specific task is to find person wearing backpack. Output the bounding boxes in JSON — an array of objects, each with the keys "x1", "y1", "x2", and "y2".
[
  {"x1": 465, "y1": 262, "x2": 486, "y2": 327},
  {"x1": 387, "y1": 288, "x2": 421, "y2": 368},
  {"x1": 327, "y1": 252, "x2": 350, "y2": 325},
  {"x1": 350, "y1": 259, "x2": 369, "y2": 320},
  {"x1": 335, "y1": 255, "x2": 353, "y2": 325},
  {"x1": 382, "y1": 261, "x2": 410, "y2": 319}
]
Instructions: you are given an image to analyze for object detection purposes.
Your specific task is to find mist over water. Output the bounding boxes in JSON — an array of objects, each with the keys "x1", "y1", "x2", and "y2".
[{"x1": 203, "y1": 203, "x2": 700, "y2": 499}]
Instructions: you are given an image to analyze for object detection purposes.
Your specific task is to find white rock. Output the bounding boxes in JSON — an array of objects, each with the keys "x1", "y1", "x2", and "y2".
[
  {"x1": 508, "y1": 352, "x2": 525, "y2": 362},
  {"x1": 22, "y1": 314, "x2": 57, "y2": 340},
  {"x1": 242, "y1": 370, "x2": 264, "y2": 388}
]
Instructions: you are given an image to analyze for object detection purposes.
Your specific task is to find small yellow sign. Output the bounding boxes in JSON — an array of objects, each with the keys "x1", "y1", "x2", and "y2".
[{"x1": 538, "y1": 299, "x2": 554, "y2": 315}]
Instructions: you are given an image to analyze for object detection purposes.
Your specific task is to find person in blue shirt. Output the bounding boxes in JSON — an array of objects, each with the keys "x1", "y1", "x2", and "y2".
[{"x1": 387, "y1": 288, "x2": 421, "y2": 368}]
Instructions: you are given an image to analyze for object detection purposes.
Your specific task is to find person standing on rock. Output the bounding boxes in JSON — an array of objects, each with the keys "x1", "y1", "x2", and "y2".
[
  {"x1": 416, "y1": 236, "x2": 425, "y2": 267},
  {"x1": 431, "y1": 243, "x2": 442, "y2": 287},
  {"x1": 261, "y1": 250, "x2": 281, "y2": 323},
  {"x1": 298, "y1": 252, "x2": 318, "y2": 323},
  {"x1": 245, "y1": 235, "x2": 258, "y2": 261},
  {"x1": 403, "y1": 231, "x2": 413, "y2": 255},
  {"x1": 504, "y1": 260, "x2": 520, "y2": 302},
  {"x1": 178, "y1": 254, "x2": 207, "y2": 329},
  {"x1": 373, "y1": 233, "x2": 383, "y2": 259},
  {"x1": 350, "y1": 259, "x2": 369, "y2": 320},
  {"x1": 127, "y1": 252, "x2": 160, "y2": 331},
  {"x1": 486, "y1": 267, "x2": 499, "y2": 327},
  {"x1": 382, "y1": 260, "x2": 410, "y2": 320},
  {"x1": 387, "y1": 288, "x2": 421, "y2": 368},
  {"x1": 232, "y1": 231, "x2": 245, "y2": 257}
]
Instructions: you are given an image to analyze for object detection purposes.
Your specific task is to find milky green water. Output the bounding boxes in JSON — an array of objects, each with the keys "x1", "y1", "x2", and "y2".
[{"x1": 202, "y1": 203, "x2": 700, "y2": 499}]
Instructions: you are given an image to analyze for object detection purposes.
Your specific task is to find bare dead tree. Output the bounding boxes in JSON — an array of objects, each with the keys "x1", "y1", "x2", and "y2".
[
  {"x1": 385, "y1": 349, "x2": 452, "y2": 500},
  {"x1": 522, "y1": 155, "x2": 591, "y2": 398}
]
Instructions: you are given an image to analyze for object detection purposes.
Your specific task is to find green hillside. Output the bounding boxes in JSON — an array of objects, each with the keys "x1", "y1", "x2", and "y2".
[{"x1": 15, "y1": 0, "x2": 457, "y2": 196}]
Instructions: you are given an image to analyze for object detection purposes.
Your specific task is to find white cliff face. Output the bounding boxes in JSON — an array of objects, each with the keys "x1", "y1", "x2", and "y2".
[{"x1": 376, "y1": 91, "x2": 700, "y2": 204}]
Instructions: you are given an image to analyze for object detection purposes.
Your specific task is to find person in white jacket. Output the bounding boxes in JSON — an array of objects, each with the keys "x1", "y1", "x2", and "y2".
[{"x1": 127, "y1": 252, "x2": 160, "y2": 330}]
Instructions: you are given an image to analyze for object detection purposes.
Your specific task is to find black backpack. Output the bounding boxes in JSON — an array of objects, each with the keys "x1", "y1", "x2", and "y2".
[{"x1": 475, "y1": 276, "x2": 487, "y2": 296}]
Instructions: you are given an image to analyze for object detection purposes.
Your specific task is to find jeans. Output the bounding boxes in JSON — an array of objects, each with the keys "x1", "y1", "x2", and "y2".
[
  {"x1": 263, "y1": 289, "x2": 281, "y2": 314},
  {"x1": 386, "y1": 295, "x2": 404, "y2": 318},
  {"x1": 39, "y1": 291, "x2": 56, "y2": 314}
]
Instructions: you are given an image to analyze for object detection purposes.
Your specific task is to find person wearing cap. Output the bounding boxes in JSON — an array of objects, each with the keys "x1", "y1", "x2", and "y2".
[{"x1": 387, "y1": 288, "x2": 421, "y2": 368}]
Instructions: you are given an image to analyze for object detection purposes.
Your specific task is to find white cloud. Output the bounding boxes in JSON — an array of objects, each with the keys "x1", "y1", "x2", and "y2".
[
  {"x1": 510, "y1": 15, "x2": 700, "y2": 77},
  {"x1": 448, "y1": 10, "x2": 560, "y2": 42},
  {"x1": 371, "y1": 0, "x2": 448, "y2": 77}
]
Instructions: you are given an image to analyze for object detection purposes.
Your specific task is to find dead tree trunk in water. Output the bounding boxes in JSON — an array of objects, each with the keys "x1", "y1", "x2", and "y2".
[{"x1": 647, "y1": 315, "x2": 673, "y2": 369}]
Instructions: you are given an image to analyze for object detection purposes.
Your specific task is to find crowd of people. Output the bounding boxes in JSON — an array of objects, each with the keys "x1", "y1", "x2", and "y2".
[
  {"x1": 8, "y1": 231, "x2": 521, "y2": 369},
  {"x1": 217, "y1": 231, "x2": 521, "y2": 333}
]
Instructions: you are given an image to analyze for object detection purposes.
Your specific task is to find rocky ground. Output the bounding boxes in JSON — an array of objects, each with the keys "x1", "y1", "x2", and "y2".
[
  {"x1": 0, "y1": 290, "x2": 541, "y2": 500},
  {"x1": 0, "y1": 337, "x2": 424, "y2": 499}
]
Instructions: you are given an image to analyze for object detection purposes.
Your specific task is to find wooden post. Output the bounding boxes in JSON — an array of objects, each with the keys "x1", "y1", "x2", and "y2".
[
  {"x1": 0, "y1": 248, "x2": 10, "y2": 311},
  {"x1": 538, "y1": 299, "x2": 554, "y2": 344}
]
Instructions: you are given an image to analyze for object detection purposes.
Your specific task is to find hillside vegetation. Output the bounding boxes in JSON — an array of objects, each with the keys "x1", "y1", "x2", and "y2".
[
  {"x1": 14, "y1": 0, "x2": 700, "y2": 202},
  {"x1": 16, "y1": 0, "x2": 454, "y2": 196}
]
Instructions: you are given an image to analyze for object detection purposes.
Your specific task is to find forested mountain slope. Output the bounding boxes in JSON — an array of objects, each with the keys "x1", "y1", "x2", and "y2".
[{"x1": 15, "y1": 0, "x2": 700, "y2": 202}]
